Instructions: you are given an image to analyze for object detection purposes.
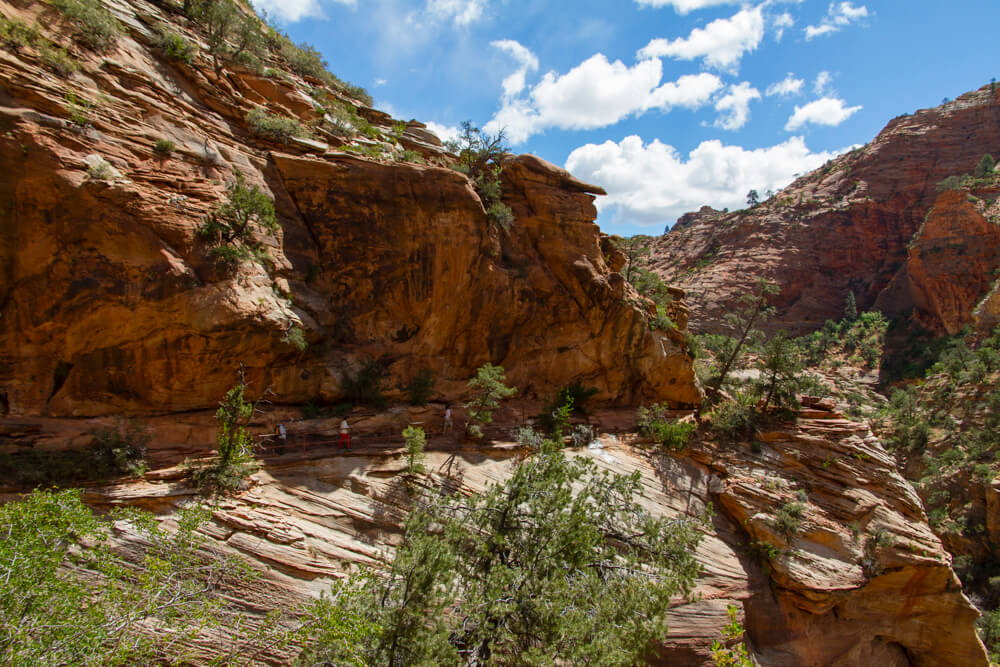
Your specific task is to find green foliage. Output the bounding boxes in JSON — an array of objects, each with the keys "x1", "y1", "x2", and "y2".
[
  {"x1": 446, "y1": 121, "x2": 513, "y2": 230},
  {"x1": 50, "y1": 0, "x2": 120, "y2": 50},
  {"x1": 157, "y1": 28, "x2": 196, "y2": 63},
  {"x1": 400, "y1": 149, "x2": 425, "y2": 163},
  {"x1": 189, "y1": 377, "x2": 260, "y2": 494},
  {"x1": 746, "y1": 189, "x2": 759, "y2": 208},
  {"x1": 555, "y1": 380, "x2": 600, "y2": 415},
  {"x1": 402, "y1": 425, "x2": 426, "y2": 475},
  {"x1": 293, "y1": 577, "x2": 382, "y2": 666},
  {"x1": 707, "y1": 277, "x2": 780, "y2": 394},
  {"x1": 880, "y1": 387, "x2": 930, "y2": 452},
  {"x1": 0, "y1": 16, "x2": 38, "y2": 50},
  {"x1": 39, "y1": 43, "x2": 78, "y2": 76},
  {"x1": 936, "y1": 174, "x2": 965, "y2": 191},
  {"x1": 90, "y1": 417, "x2": 150, "y2": 477},
  {"x1": 64, "y1": 90, "x2": 94, "y2": 127},
  {"x1": 406, "y1": 367, "x2": 435, "y2": 405},
  {"x1": 708, "y1": 390, "x2": 760, "y2": 442},
  {"x1": 464, "y1": 363, "x2": 517, "y2": 438},
  {"x1": 344, "y1": 82, "x2": 373, "y2": 106},
  {"x1": 320, "y1": 442, "x2": 703, "y2": 664},
  {"x1": 637, "y1": 403, "x2": 696, "y2": 451},
  {"x1": 282, "y1": 325, "x2": 308, "y2": 351},
  {"x1": 343, "y1": 357, "x2": 389, "y2": 409},
  {"x1": 198, "y1": 170, "x2": 278, "y2": 264},
  {"x1": 710, "y1": 605, "x2": 754, "y2": 667},
  {"x1": 860, "y1": 529, "x2": 895, "y2": 577},
  {"x1": 153, "y1": 138, "x2": 175, "y2": 155},
  {"x1": 978, "y1": 608, "x2": 1000, "y2": 664},
  {"x1": 611, "y1": 235, "x2": 652, "y2": 283},
  {"x1": 844, "y1": 290, "x2": 858, "y2": 321},
  {"x1": 247, "y1": 106, "x2": 306, "y2": 143},
  {"x1": 796, "y1": 310, "x2": 889, "y2": 370},
  {"x1": 772, "y1": 500, "x2": 807, "y2": 539},
  {"x1": 974, "y1": 153, "x2": 996, "y2": 179},
  {"x1": 0, "y1": 489, "x2": 262, "y2": 664},
  {"x1": 753, "y1": 331, "x2": 804, "y2": 412}
]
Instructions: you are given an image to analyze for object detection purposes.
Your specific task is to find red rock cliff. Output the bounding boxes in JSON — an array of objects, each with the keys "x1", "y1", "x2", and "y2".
[
  {"x1": 0, "y1": 0, "x2": 699, "y2": 416},
  {"x1": 652, "y1": 85, "x2": 1000, "y2": 336}
]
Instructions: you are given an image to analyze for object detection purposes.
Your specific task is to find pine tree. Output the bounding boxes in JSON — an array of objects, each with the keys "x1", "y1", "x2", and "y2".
[{"x1": 844, "y1": 290, "x2": 858, "y2": 321}]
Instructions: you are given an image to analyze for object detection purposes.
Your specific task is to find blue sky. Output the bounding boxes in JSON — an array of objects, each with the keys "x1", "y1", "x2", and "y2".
[{"x1": 254, "y1": 0, "x2": 1000, "y2": 236}]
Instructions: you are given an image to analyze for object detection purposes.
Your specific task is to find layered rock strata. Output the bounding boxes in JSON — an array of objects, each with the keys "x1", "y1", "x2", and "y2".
[
  {"x1": 652, "y1": 86, "x2": 1000, "y2": 337},
  {"x1": 0, "y1": 0, "x2": 698, "y2": 416}
]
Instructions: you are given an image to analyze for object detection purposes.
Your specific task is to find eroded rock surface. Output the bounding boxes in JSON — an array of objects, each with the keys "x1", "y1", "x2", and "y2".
[
  {"x1": 0, "y1": 0, "x2": 697, "y2": 416},
  {"x1": 652, "y1": 86, "x2": 1000, "y2": 337},
  {"x1": 54, "y1": 402, "x2": 986, "y2": 665}
]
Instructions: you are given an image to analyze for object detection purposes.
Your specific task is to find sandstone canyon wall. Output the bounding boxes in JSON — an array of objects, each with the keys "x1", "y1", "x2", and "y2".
[
  {"x1": 652, "y1": 86, "x2": 1000, "y2": 338},
  {"x1": 0, "y1": 0, "x2": 698, "y2": 418}
]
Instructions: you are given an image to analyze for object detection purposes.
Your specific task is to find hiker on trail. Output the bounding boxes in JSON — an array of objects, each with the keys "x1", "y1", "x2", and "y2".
[
  {"x1": 442, "y1": 404, "x2": 453, "y2": 434},
  {"x1": 275, "y1": 422, "x2": 287, "y2": 455},
  {"x1": 339, "y1": 417, "x2": 351, "y2": 450}
]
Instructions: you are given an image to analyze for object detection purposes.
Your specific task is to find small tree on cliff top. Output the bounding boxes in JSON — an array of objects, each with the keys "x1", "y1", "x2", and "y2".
[{"x1": 446, "y1": 121, "x2": 514, "y2": 229}]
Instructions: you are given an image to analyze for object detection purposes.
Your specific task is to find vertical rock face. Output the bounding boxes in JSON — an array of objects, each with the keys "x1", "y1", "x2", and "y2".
[
  {"x1": 651, "y1": 86, "x2": 1000, "y2": 336},
  {"x1": 0, "y1": 0, "x2": 700, "y2": 416},
  {"x1": 899, "y1": 189, "x2": 1000, "y2": 335}
]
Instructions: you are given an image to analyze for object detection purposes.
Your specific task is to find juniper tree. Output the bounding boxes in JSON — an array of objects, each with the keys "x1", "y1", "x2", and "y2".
[
  {"x1": 707, "y1": 277, "x2": 780, "y2": 395},
  {"x1": 311, "y1": 442, "x2": 704, "y2": 665}
]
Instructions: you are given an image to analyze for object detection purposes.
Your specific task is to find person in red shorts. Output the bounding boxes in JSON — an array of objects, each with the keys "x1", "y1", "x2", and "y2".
[{"x1": 339, "y1": 416, "x2": 351, "y2": 450}]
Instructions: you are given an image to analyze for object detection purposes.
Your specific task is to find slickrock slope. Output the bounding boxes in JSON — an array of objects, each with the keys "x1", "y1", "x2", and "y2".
[
  {"x1": 0, "y1": 0, "x2": 697, "y2": 417},
  {"x1": 652, "y1": 86, "x2": 1000, "y2": 336},
  {"x1": 59, "y1": 401, "x2": 986, "y2": 665}
]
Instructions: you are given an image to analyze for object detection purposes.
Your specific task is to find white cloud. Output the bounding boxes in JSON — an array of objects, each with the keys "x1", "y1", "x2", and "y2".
[
  {"x1": 565, "y1": 135, "x2": 842, "y2": 227},
  {"x1": 633, "y1": 0, "x2": 739, "y2": 13},
  {"x1": 766, "y1": 73, "x2": 803, "y2": 97},
  {"x1": 425, "y1": 121, "x2": 461, "y2": 144},
  {"x1": 491, "y1": 40, "x2": 539, "y2": 98},
  {"x1": 485, "y1": 55, "x2": 722, "y2": 143},
  {"x1": 805, "y1": 1, "x2": 868, "y2": 40},
  {"x1": 713, "y1": 82, "x2": 760, "y2": 130},
  {"x1": 785, "y1": 97, "x2": 861, "y2": 130},
  {"x1": 374, "y1": 78, "x2": 387, "y2": 87},
  {"x1": 425, "y1": 0, "x2": 487, "y2": 26},
  {"x1": 772, "y1": 12, "x2": 794, "y2": 41},
  {"x1": 813, "y1": 70, "x2": 833, "y2": 95},
  {"x1": 637, "y1": 6, "x2": 764, "y2": 71},
  {"x1": 251, "y1": 0, "x2": 342, "y2": 22}
]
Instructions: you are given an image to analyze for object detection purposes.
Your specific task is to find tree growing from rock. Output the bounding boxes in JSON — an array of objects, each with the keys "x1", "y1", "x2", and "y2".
[
  {"x1": 446, "y1": 121, "x2": 513, "y2": 229},
  {"x1": 464, "y1": 363, "x2": 517, "y2": 439},
  {"x1": 746, "y1": 189, "x2": 760, "y2": 208},
  {"x1": 198, "y1": 170, "x2": 279, "y2": 264},
  {"x1": 707, "y1": 277, "x2": 780, "y2": 395}
]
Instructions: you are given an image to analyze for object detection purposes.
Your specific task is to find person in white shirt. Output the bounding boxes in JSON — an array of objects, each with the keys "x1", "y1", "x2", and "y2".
[
  {"x1": 276, "y1": 422, "x2": 287, "y2": 455},
  {"x1": 339, "y1": 417, "x2": 351, "y2": 450},
  {"x1": 442, "y1": 404, "x2": 453, "y2": 434}
]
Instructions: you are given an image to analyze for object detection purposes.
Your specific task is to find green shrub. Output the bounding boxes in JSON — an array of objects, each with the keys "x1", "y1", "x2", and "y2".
[
  {"x1": 282, "y1": 326, "x2": 308, "y2": 351},
  {"x1": 198, "y1": 170, "x2": 278, "y2": 264},
  {"x1": 157, "y1": 28, "x2": 196, "y2": 63},
  {"x1": 51, "y1": 0, "x2": 121, "y2": 51},
  {"x1": 446, "y1": 122, "x2": 513, "y2": 231},
  {"x1": 710, "y1": 604, "x2": 753, "y2": 667},
  {"x1": 400, "y1": 149, "x2": 425, "y2": 163},
  {"x1": 486, "y1": 201, "x2": 514, "y2": 230},
  {"x1": 709, "y1": 392, "x2": 760, "y2": 441},
  {"x1": 89, "y1": 418, "x2": 150, "y2": 477},
  {"x1": 407, "y1": 367, "x2": 435, "y2": 406},
  {"x1": 974, "y1": 153, "x2": 996, "y2": 179},
  {"x1": 343, "y1": 357, "x2": 389, "y2": 409},
  {"x1": 344, "y1": 82, "x2": 373, "y2": 107},
  {"x1": 636, "y1": 403, "x2": 696, "y2": 451},
  {"x1": 64, "y1": 90, "x2": 94, "y2": 127},
  {"x1": 772, "y1": 500, "x2": 806, "y2": 539},
  {"x1": 0, "y1": 490, "x2": 273, "y2": 665},
  {"x1": 188, "y1": 377, "x2": 260, "y2": 495},
  {"x1": 649, "y1": 304, "x2": 676, "y2": 331},
  {"x1": 153, "y1": 138, "x2": 175, "y2": 155},
  {"x1": 38, "y1": 44, "x2": 78, "y2": 76},
  {"x1": 0, "y1": 16, "x2": 38, "y2": 49},
  {"x1": 246, "y1": 106, "x2": 306, "y2": 143}
]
